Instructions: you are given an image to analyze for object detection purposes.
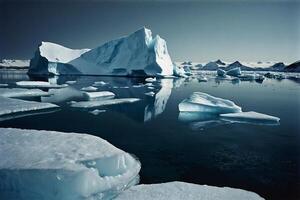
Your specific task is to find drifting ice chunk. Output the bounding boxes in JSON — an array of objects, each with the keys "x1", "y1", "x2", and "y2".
[
  {"x1": 71, "y1": 98, "x2": 141, "y2": 108},
  {"x1": 41, "y1": 87, "x2": 85, "y2": 103},
  {"x1": 217, "y1": 68, "x2": 226, "y2": 77},
  {"x1": 0, "y1": 128, "x2": 140, "y2": 200},
  {"x1": 66, "y1": 80, "x2": 76, "y2": 84},
  {"x1": 145, "y1": 91, "x2": 155, "y2": 97},
  {"x1": 0, "y1": 88, "x2": 48, "y2": 98},
  {"x1": 80, "y1": 86, "x2": 98, "y2": 92},
  {"x1": 220, "y1": 111, "x2": 280, "y2": 125},
  {"x1": 93, "y1": 81, "x2": 108, "y2": 86},
  {"x1": 115, "y1": 181, "x2": 264, "y2": 200},
  {"x1": 83, "y1": 91, "x2": 115, "y2": 100},
  {"x1": 0, "y1": 96, "x2": 58, "y2": 117},
  {"x1": 89, "y1": 109, "x2": 106, "y2": 115},
  {"x1": 178, "y1": 92, "x2": 242, "y2": 114},
  {"x1": 0, "y1": 83, "x2": 8, "y2": 87},
  {"x1": 226, "y1": 67, "x2": 241, "y2": 77},
  {"x1": 145, "y1": 77, "x2": 156, "y2": 82},
  {"x1": 16, "y1": 81, "x2": 67, "y2": 88}
]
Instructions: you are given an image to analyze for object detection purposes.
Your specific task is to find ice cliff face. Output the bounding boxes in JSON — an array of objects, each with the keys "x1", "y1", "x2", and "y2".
[{"x1": 28, "y1": 27, "x2": 175, "y2": 77}]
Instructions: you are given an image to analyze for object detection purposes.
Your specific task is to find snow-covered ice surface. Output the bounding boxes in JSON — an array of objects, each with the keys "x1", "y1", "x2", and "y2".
[
  {"x1": 28, "y1": 28, "x2": 175, "y2": 77},
  {"x1": 16, "y1": 81, "x2": 67, "y2": 88},
  {"x1": 71, "y1": 98, "x2": 141, "y2": 108},
  {"x1": 220, "y1": 111, "x2": 280, "y2": 125},
  {"x1": 178, "y1": 92, "x2": 242, "y2": 114},
  {"x1": 115, "y1": 181, "x2": 264, "y2": 200},
  {"x1": 0, "y1": 128, "x2": 141, "y2": 200},
  {"x1": 0, "y1": 88, "x2": 48, "y2": 98},
  {"x1": 0, "y1": 96, "x2": 58, "y2": 117}
]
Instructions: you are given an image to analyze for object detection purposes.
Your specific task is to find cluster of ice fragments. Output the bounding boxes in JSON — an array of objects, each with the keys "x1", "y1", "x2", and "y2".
[{"x1": 179, "y1": 92, "x2": 280, "y2": 128}]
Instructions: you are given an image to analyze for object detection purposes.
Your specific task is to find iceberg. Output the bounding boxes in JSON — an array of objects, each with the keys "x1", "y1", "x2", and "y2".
[
  {"x1": 217, "y1": 68, "x2": 226, "y2": 77},
  {"x1": 178, "y1": 92, "x2": 242, "y2": 114},
  {"x1": 28, "y1": 28, "x2": 175, "y2": 77},
  {"x1": 0, "y1": 88, "x2": 48, "y2": 98},
  {"x1": 71, "y1": 98, "x2": 141, "y2": 108},
  {"x1": 0, "y1": 128, "x2": 140, "y2": 200},
  {"x1": 83, "y1": 91, "x2": 115, "y2": 100},
  {"x1": 115, "y1": 181, "x2": 264, "y2": 200},
  {"x1": 226, "y1": 67, "x2": 241, "y2": 77},
  {"x1": 0, "y1": 96, "x2": 58, "y2": 117},
  {"x1": 16, "y1": 81, "x2": 67, "y2": 88},
  {"x1": 220, "y1": 111, "x2": 280, "y2": 125}
]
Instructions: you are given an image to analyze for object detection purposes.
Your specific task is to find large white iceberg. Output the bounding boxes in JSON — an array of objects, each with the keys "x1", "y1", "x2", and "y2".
[
  {"x1": 0, "y1": 128, "x2": 141, "y2": 200},
  {"x1": 115, "y1": 181, "x2": 264, "y2": 200},
  {"x1": 178, "y1": 92, "x2": 242, "y2": 114},
  {"x1": 28, "y1": 27, "x2": 175, "y2": 77}
]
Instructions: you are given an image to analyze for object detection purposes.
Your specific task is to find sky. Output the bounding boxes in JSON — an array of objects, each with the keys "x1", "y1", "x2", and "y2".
[{"x1": 0, "y1": 0, "x2": 299, "y2": 63}]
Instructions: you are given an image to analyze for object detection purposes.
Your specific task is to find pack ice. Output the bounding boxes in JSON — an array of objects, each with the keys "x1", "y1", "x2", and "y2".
[
  {"x1": 28, "y1": 27, "x2": 175, "y2": 77},
  {"x1": 0, "y1": 128, "x2": 141, "y2": 200},
  {"x1": 178, "y1": 92, "x2": 242, "y2": 114},
  {"x1": 115, "y1": 181, "x2": 264, "y2": 200}
]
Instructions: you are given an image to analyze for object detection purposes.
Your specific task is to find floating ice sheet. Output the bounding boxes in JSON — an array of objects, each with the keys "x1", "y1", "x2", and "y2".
[
  {"x1": 0, "y1": 128, "x2": 141, "y2": 200},
  {"x1": 16, "y1": 81, "x2": 67, "y2": 88},
  {"x1": 71, "y1": 98, "x2": 141, "y2": 108},
  {"x1": 115, "y1": 181, "x2": 264, "y2": 200},
  {"x1": 83, "y1": 91, "x2": 115, "y2": 100},
  {"x1": 220, "y1": 111, "x2": 280, "y2": 125},
  {"x1": 0, "y1": 88, "x2": 48, "y2": 98}
]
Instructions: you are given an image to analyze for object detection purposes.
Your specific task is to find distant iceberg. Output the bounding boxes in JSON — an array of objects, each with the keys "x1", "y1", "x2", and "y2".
[
  {"x1": 28, "y1": 27, "x2": 175, "y2": 77},
  {"x1": 115, "y1": 181, "x2": 264, "y2": 200},
  {"x1": 0, "y1": 128, "x2": 140, "y2": 200},
  {"x1": 178, "y1": 92, "x2": 242, "y2": 114}
]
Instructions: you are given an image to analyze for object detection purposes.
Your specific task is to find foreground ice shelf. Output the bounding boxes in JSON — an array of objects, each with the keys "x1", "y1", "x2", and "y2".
[
  {"x1": 0, "y1": 128, "x2": 141, "y2": 200},
  {"x1": 115, "y1": 181, "x2": 264, "y2": 200}
]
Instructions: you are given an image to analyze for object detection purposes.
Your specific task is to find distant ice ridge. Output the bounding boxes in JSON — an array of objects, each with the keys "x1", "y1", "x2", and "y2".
[
  {"x1": 28, "y1": 27, "x2": 175, "y2": 77},
  {"x1": 115, "y1": 181, "x2": 264, "y2": 200},
  {"x1": 0, "y1": 128, "x2": 141, "y2": 200},
  {"x1": 0, "y1": 59, "x2": 29, "y2": 68},
  {"x1": 178, "y1": 92, "x2": 242, "y2": 114}
]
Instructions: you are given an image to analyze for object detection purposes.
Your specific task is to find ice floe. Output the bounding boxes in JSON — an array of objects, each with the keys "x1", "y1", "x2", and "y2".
[
  {"x1": 115, "y1": 181, "x2": 264, "y2": 200},
  {"x1": 16, "y1": 81, "x2": 67, "y2": 88},
  {"x1": 145, "y1": 91, "x2": 155, "y2": 97},
  {"x1": 0, "y1": 128, "x2": 141, "y2": 200},
  {"x1": 83, "y1": 91, "x2": 115, "y2": 100},
  {"x1": 178, "y1": 92, "x2": 242, "y2": 114},
  {"x1": 89, "y1": 109, "x2": 106, "y2": 115},
  {"x1": 80, "y1": 86, "x2": 98, "y2": 92},
  {"x1": 0, "y1": 96, "x2": 58, "y2": 117},
  {"x1": 0, "y1": 88, "x2": 48, "y2": 98},
  {"x1": 220, "y1": 111, "x2": 280, "y2": 125},
  {"x1": 71, "y1": 98, "x2": 141, "y2": 108}
]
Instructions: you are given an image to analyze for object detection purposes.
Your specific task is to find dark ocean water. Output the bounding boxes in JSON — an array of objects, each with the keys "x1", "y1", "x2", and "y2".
[{"x1": 0, "y1": 70, "x2": 299, "y2": 200}]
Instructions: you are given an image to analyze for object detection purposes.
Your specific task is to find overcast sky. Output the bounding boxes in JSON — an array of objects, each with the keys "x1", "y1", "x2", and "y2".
[{"x1": 0, "y1": 0, "x2": 299, "y2": 63}]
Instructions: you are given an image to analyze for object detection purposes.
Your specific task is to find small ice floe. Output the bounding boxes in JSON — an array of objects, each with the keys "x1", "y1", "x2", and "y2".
[
  {"x1": 0, "y1": 128, "x2": 141, "y2": 200},
  {"x1": 178, "y1": 92, "x2": 242, "y2": 114},
  {"x1": 220, "y1": 111, "x2": 280, "y2": 125},
  {"x1": 132, "y1": 84, "x2": 144, "y2": 88},
  {"x1": 115, "y1": 181, "x2": 264, "y2": 200},
  {"x1": 71, "y1": 98, "x2": 141, "y2": 108},
  {"x1": 145, "y1": 91, "x2": 155, "y2": 97},
  {"x1": 0, "y1": 88, "x2": 48, "y2": 98},
  {"x1": 226, "y1": 67, "x2": 241, "y2": 77},
  {"x1": 16, "y1": 81, "x2": 67, "y2": 88},
  {"x1": 145, "y1": 83, "x2": 154, "y2": 87},
  {"x1": 145, "y1": 77, "x2": 156, "y2": 82},
  {"x1": 112, "y1": 86, "x2": 130, "y2": 89},
  {"x1": 80, "y1": 86, "x2": 98, "y2": 92},
  {"x1": 89, "y1": 109, "x2": 106, "y2": 115},
  {"x1": 41, "y1": 87, "x2": 84, "y2": 103},
  {"x1": 0, "y1": 96, "x2": 58, "y2": 117},
  {"x1": 0, "y1": 83, "x2": 8, "y2": 87},
  {"x1": 93, "y1": 81, "x2": 108, "y2": 86},
  {"x1": 83, "y1": 91, "x2": 115, "y2": 100},
  {"x1": 65, "y1": 80, "x2": 76, "y2": 84},
  {"x1": 147, "y1": 87, "x2": 155, "y2": 90},
  {"x1": 198, "y1": 76, "x2": 208, "y2": 82}
]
